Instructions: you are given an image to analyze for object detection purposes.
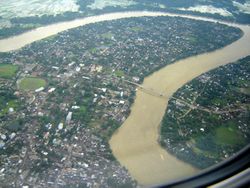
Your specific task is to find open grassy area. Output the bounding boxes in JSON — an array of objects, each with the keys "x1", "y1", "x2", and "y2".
[
  {"x1": 0, "y1": 99, "x2": 19, "y2": 116},
  {"x1": 101, "y1": 32, "x2": 113, "y2": 39},
  {"x1": 214, "y1": 123, "x2": 245, "y2": 146},
  {"x1": 0, "y1": 89, "x2": 20, "y2": 117},
  {"x1": 114, "y1": 70, "x2": 125, "y2": 77},
  {"x1": 191, "y1": 145, "x2": 219, "y2": 159},
  {"x1": 90, "y1": 47, "x2": 98, "y2": 54},
  {"x1": 238, "y1": 87, "x2": 250, "y2": 96},
  {"x1": 0, "y1": 64, "x2": 18, "y2": 79},
  {"x1": 18, "y1": 77, "x2": 46, "y2": 91},
  {"x1": 130, "y1": 26, "x2": 143, "y2": 32}
]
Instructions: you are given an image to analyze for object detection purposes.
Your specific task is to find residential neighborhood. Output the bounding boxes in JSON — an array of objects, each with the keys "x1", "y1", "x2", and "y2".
[
  {"x1": 161, "y1": 56, "x2": 250, "y2": 169},
  {"x1": 0, "y1": 15, "x2": 243, "y2": 187}
]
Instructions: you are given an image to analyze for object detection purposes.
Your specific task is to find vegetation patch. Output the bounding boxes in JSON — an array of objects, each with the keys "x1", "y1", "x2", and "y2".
[
  {"x1": 0, "y1": 15, "x2": 245, "y2": 187},
  {"x1": 101, "y1": 32, "x2": 113, "y2": 39},
  {"x1": 130, "y1": 26, "x2": 143, "y2": 32},
  {"x1": 215, "y1": 123, "x2": 244, "y2": 146},
  {"x1": 0, "y1": 64, "x2": 18, "y2": 79},
  {"x1": 160, "y1": 56, "x2": 250, "y2": 169},
  {"x1": 5, "y1": 119, "x2": 24, "y2": 132},
  {"x1": 114, "y1": 70, "x2": 125, "y2": 77},
  {"x1": 0, "y1": 89, "x2": 20, "y2": 117},
  {"x1": 238, "y1": 87, "x2": 250, "y2": 96},
  {"x1": 18, "y1": 77, "x2": 46, "y2": 91}
]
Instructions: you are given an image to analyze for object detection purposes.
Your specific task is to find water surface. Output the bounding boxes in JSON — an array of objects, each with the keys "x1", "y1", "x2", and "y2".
[{"x1": 0, "y1": 11, "x2": 249, "y2": 187}]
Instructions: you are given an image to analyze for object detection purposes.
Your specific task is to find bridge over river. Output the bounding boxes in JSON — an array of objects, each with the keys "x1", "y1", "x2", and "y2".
[
  {"x1": 124, "y1": 79, "x2": 167, "y2": 99},
  {"x1": 124, "y1": 79, "x2": 244, "y2": 116},
  {"x1": 0, "y1": 10, "x2": 249, "y2": 187}
]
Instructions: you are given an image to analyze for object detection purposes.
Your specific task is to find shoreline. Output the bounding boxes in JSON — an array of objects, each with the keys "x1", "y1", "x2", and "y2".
[
  {"x1": 0, "y1": 11, "x2": 247, "y2": 53},
  {"x1": 108, "y1": 13, "x2": 250, "y2": 186},
  {"x1": 0, "y1": 11, "x2": 250, "y2": 186}
]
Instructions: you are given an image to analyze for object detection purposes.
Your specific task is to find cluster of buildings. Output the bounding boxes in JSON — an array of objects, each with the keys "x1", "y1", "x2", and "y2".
[
  {"x1": 0, "y1": 16, "x2": 242, "y2": 186},
  {"x1": 161, "y1": 57, "x2": 250, "y2": 169}
]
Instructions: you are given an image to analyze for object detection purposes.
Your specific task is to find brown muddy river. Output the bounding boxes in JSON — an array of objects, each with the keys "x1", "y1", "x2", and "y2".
[
  {"x1": 0, "y1": 11, "x2": 250, "y2": 187},
  {"x1": 110, "y1": 23, "x2": 250, "y2": 185}
]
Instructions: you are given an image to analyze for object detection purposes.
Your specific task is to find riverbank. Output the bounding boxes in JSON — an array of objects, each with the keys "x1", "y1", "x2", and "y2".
[
  {"x1": 0, "y1": 11, "x2": 246, "y2": 52},
  {"x1": 160, "y1": 56, "x2": 250, "y2": 169},
  {"x1": 0, "y1": 11, "x2": 249, "y2": 187},
  {"x1": 109, "y1": 14, "x2": 250, "y2": 186}
]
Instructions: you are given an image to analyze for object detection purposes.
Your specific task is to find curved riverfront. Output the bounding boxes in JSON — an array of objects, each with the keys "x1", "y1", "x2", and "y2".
[
  {"x1": 110, "y1": 23, "x2": 250, "y2": 186},
  {"x1": 0, "y1": 11, "x2": 250, "y2": 186},
  {"x1": 0, "y1": 11, "x2": 246, "y2": 52}
]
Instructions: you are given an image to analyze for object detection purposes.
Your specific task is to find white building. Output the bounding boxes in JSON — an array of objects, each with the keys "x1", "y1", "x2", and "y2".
[
  {"x1": 48, "y1": 88, "x2": 56, "y2": 93},
  {"x1": 35, "y1": 87, "x2": 45, "y2": 93},
  {"x1": 58, "y1": 123, "x2": 64, "y2": 130},
  {"x1": 66, "y1": 112, "x2": 73, "y2": 124}
]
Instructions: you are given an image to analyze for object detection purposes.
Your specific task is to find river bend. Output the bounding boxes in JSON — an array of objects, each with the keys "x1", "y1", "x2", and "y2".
[{"x1": 0, "y1": 11, "x2": 250, "y2": 186}]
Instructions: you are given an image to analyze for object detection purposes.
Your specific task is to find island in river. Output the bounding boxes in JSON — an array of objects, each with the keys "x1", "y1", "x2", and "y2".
[
  {"x1": 1, "y1": 0, "x2": 250, "y2": 39},
  {"x1": 0, "y1": 11, "x2": 248, "y2": 187}
]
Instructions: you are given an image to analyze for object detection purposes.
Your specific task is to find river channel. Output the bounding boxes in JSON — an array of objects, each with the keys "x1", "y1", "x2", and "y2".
[{"x1": 0, "y1": 11, "x2": 250, "y2": 187}]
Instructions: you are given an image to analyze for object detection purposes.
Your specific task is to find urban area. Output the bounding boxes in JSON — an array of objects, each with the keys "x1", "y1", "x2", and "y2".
[
  {"x1": 161, "y1": 56, "x2": 250, "y2": 169},
  {"x1": 0, "y1": 16, "x2": 242, "y2": 187}
]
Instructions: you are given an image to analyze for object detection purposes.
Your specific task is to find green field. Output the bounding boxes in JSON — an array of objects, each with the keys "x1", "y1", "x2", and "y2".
[
  {"x1": 130, "y1": 26, "x2": 143, "y2": 32},
  {"x1": 114, "y1": 70, "x2": 125, "y2": 77},
  {"x1": 101, "y1": 32, "x2": 113, "y2": 39},
  {"x1": 0, "y1": 89, "x2": 20, "y2": 117},
  {"x1": 214, "y1": 123, "x2": 245, "y2": 146},
  {"x1": 0, "y1": 64, "x2": 18, "y2": 79},
  {"x1": 18, "y1": 77, "x2": 46, "y2": 91}
]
